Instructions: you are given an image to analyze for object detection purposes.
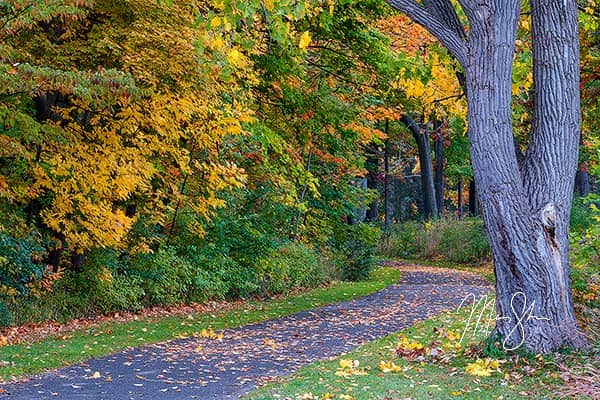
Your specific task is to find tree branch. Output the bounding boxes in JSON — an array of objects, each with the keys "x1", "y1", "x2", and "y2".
[
  {"x1": 455, "y1": 0, "x2": 478, "y2": 27},
  {"x1": 386, "y1": 0, "x2": 468, "y2": 66},
  {"x1": 423, "y1": 0, "x2": 468, "y2": 40}
]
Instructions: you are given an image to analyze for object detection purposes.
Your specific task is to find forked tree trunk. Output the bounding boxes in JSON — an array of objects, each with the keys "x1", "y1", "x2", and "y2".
[{"x1": 388, "y1": 0, "x2": 588, "y2": 352}]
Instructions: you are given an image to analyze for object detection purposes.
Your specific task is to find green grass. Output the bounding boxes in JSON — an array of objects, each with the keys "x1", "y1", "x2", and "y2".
[
  {"x1": 246, "y1": 304, "x2": 595, "y2": 400},
  {"x1": 0, "y1": 266, "x2": 400, "y2": 381}
]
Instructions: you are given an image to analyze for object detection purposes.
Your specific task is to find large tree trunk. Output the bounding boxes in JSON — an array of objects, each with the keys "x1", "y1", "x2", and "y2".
[
  {"x1": 466, "y1": 0, "x2": 586, "y2": 352},
  {"x1": 401, "y1": 116, "x2": 438, "y2": 220},
  {"x1": 388, "y1": 0, "x2": 587, "y2": 352}
]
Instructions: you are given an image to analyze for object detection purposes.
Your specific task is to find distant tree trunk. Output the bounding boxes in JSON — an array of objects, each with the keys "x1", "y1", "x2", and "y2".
[
  {"x1": 357, "y1": 177, "x2": 368, "y2": 222},
  {"x1": 388, "y1": 0, "x2": 587, "y2": 352},
  {"x1": 575, "y1": 137, "x2": 590, "y2": 197},
  {"x1": 365, "y1": 145, "x2": 379, "y2": 222},
  {"x1": 433, "y1": 124, "x2": 445, "y2": 215},
  {"x1": 468, "y1": 179, "x2": 478, "y2": 216},
  {"x1": 401, "y1": 115, "x2": 438, "y2": 220},
  {"x1": 47, "y1": 247, "x2": 63, "y2": 273},
  {"x1": 71, "y1": 252, "x2": 86, "y2": 273},
  {"x1": 575, "y1": 167, "x2": 590, "y2": 197},
  {"x1": 384, "y1": 120, "x2": 395, "y2": 228},
  {"x1": 457, "y1": 176, "x2": 463, "y2": 220}
]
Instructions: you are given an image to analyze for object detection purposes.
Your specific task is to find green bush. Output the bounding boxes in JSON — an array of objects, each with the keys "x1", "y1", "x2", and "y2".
[
  {"x1": 0, "y1": 229, "x2": 46, "y2": 325},
  {"x1": 334, "y1": 223, "x2": 382, "y2": 281},
  {"x1": 129, "y1": 246, "x2": 199, "y2": 305},
  {"x1": 570, "y1": 198, "x2": 600, "y2": 308},
  {"x1": 0, "y1": 229, "x2": 45, "y2": 296},
  {"x1": 379, "y1": 221, "x2": 426, "y2": 258},
  {"x1": 571, "y1": 196, "x2": 593, "y2": 233},
  {"x1": 433, "y1": 218, "x2": 490, "y2": 264},
  {"x1": 256, "y1": 242, "x2": 327, "y2": 295},
  {"x1": 381, "y1": 218, "x2": 491, "y2": 264}
]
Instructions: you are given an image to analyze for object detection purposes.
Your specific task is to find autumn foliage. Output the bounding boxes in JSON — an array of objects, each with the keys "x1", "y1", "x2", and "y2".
[{"x1": 0, "y1": 0, "x2": 597, "y2": 326}]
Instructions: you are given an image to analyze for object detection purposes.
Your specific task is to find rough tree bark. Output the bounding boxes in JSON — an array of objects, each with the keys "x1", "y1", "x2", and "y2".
[
  {"x1": 401, "y1": 115, "x2": 438, "y2": 220},
  {"x1": 387, "y1": 0, "x2": 588, "y2": 352}
]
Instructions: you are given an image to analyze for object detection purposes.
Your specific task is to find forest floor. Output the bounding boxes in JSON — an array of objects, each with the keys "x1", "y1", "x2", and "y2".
[{"x1": 0, "y1": 263, "x2": 492, "y2": 399}]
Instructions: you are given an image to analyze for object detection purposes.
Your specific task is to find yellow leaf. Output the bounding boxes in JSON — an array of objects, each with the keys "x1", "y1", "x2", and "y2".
[
  {"x1": 227, "y1": 48, "x2": 246, "y2": 68},
  {"x1": 265, "y1": 0, "x2": 275, "y2": 11},
  {"x1": 299, "y1": 31, "x2": 312, "y2": 51},
  {"x1": 210, "y1": 17, "x2": 222, "y2": 28},
  {"x1": 465, "y1": 358, "x2": 501, "y2": 377},
  {"x1": 379, "y1": 360, "x2": 403, "y2": 373},
  {"x1": 91, "y1": 371, "x2": 101, "y2": 379}
]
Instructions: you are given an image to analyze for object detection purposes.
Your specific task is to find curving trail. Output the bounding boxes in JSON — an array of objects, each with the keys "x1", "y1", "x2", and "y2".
[{"x1": 0, "y1": 263, "x2": 491, "y2": 400}]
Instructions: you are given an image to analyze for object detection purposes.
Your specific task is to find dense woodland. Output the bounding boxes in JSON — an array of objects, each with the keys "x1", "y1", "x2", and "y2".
[{"x1": 0, "y1": 0, "x2": 598, "y2": 345}]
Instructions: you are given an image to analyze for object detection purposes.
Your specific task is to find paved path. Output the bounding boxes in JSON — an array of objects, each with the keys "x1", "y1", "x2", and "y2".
[{"x1": 0, "y1": 263, "x2": 491, "y2": 400}]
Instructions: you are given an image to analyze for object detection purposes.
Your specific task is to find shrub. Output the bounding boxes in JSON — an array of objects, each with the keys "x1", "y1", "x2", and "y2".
[
  {"x1": 182, "y1": 246, "x2": 261, "y2": 299},
  {"x1": 433, "y1": 218, "x2": 490, "y2": 264},
  {"x1": 379, "y1": 221, "x2": 426, "y2": 258},
  {"x1": 570, "y1": 199, "x2": 600, "y2": 308},
  {"x1": 334, "y1": 223, "x2": 382, "y2": 281},
  {"x1": 0, "y1": 229, "x2": 46, "y2": 325},
  {"x1": 570, "y1": 196, "x2": 593, "y2": 233},
  {"x1": 256, "y1": 242, "x2": 327, "y2": 295},
  {"x1": 381, "y1": 218, "x2": 491, "y2": 265},
  {"x1": 0, "y1": 229, "x2": 45, "y2": 296},
  {"x1": 129, "y1": 246, "x2": 198, "y2": 305}
]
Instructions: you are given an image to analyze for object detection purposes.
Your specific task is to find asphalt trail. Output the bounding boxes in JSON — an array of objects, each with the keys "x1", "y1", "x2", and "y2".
[{"x1": 0, "y1": 263, "x2": 491, "y2": 399}]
